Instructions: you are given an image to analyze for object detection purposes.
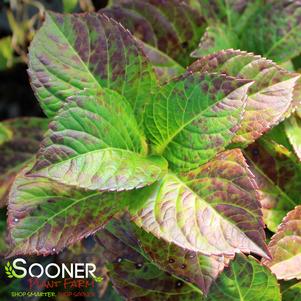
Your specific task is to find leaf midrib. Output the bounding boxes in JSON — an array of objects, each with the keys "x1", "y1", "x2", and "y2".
[
  {"x1": 13, "y1": 191, "x2": 100, "y2": 242},
  {"x1": 153, "y1": 81, "x2": 247, "y2": 155},
  {"x1": 33, "y1": 147, "x2": 145, "y2": 175},
  {"x1": 156, "y1": 173, "x2": 267, "y2": 257}
]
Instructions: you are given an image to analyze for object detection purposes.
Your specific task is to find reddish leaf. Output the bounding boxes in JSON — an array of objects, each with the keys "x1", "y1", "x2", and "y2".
[
  {"x1": 131, "y1": 149, "x2": 269, "y2": 258},
  {"x1": 8, "y1": 167, "x2": 130, "y2": 256},
  {"x1": 263, "y1": 206, "x2": 301, "y2": 280},
  {"x1": 103, "y1": 0, "x2": 206, "y2": 66},
  {"x1": 96, "y1": 219, "x2": 202, "y2": 300},
  {"x1": 133, "y1": 225, "x2": 233, "y2": 295},
  {"x1": 188, "y1": 49, "x2": 301, "y2": 146}
]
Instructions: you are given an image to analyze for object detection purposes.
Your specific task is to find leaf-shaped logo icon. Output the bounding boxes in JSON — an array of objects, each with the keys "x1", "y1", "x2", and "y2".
[
  {"x1": 5, "y1": 262, "x2": 14, "y2": 278},
  {"x1": 4, "y1": 261, "x2": 24, "y2": 279}
]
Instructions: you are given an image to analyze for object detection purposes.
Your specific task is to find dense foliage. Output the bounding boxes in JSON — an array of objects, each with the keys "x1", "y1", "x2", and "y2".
[{"x1": 1, "y1": 0, "x2": 301, "y2": 300}]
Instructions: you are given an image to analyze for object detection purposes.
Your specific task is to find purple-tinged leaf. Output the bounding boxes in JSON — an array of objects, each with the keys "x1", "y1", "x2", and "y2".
[
  {"x1": 101, "y1": 6, "x2": 157, "y2": 47},
  {"x1": 145, "y1": 72, "x2": 252, "y2": 171},
  {"x1": 188, "y1": 49, "x2": 301, "y2": 146},
  {"x1": 130, "y1": 149, "x2": 269, "y2": 258},
  {"x1": 0, "y1": 118, "x2": 48, "y2": 207},
  {"x1": 242, "y1": 0, "x2": 301, "y2": 63},
  {"x1": 206, "y1": 254, "x2": 281, "y2": 301},
  {"x1": 136, "y1": 39, "x2": 184, "y2": 83},
  {"x1": 133, "y1": 224, "x2": 233, "y2": 295},
  {"x1": 28, "y1": 11, "x2": 156, "y2": 118},
  {"x1": 105, "y1": 0, "x2": 206, "y2": 66},
  {"x1": 7, "y1": 167, "x2": 130, "y2": 257},
  {"x1": 263, "y1": 206, "x2": 301, "y2": 280},
  {"x1": 285, "y1": 114, "x2": 301, "y2": 161},
  {"x1": 245, "y1": 137, "x2": 300, "y2": 232},
  {"x1": 95, "y1": 218, "x2": 202, "y2": 300},
  {"x1": 100, "y1": 8, "x2": 184, "y2": 82},
  {"x1": 28, "y1": 89, "x2": 167, "y2": 192}
]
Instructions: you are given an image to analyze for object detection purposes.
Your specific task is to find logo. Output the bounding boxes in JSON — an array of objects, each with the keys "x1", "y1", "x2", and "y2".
[
  {"x1": 4, "y1": 258, "x2": 104, "y2": 298},
  {"x1": 5, "y1": 261, "x2": 24, "y2": 279},
  {"x1": 4, "y1": 258, "x2": 102, "y2": 281}
]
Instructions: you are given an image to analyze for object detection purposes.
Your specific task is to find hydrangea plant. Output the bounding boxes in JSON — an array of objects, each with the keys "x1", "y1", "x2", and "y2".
[{"x1": 1, "y1": 0, "x2": 301, "y2": 300}]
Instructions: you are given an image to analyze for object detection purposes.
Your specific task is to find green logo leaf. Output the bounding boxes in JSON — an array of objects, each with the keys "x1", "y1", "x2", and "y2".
[
  {"x1": 4, "y1": 261, "x2": 24, "y2": 279},
  {"x1": 93, "y1": 275, "x2": 104, "y2": 283}
]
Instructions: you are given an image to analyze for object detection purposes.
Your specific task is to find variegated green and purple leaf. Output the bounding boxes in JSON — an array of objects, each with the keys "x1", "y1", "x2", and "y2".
[
  {"x1": 104, "y1": 0, "x2": 206, "y2": 66},
  {"x1": 144, "y1": 72, "x2": 252, "y2": 171},
  {"x1": 245, "y1": 137, "x2": 301, "y2": 232},
  {"x1": 28, "y1": 11, "x2": 156, "y2": 119},
  {"x1": 28, "y1": 89, "x2": 167, "y2": 191},
  {"x1": 206, "y1": 254, "x2": 281, "y2": 301},
  {"x1": 8, "y1": 166, "x2": 131, "y2": 257},
  {"x1": 136, "y1": 39, "x2": 184, "y2": 83},
  {"x1": 96, "y1": 218, "x2": 202, "y2": 300},
  {"x1": 130, "y1": 149, "x2": 269, "y2": 258},
  {"x1": 263, "y1": 206, "x2": 301, "y2": 280},
  {"x1": 189, "y1": 50, "x2": 301, "y2": 146},
  {"x1": 241, "y1": 0, "x2": 301, "y2": 63},
  {"x1": 101, "y1": 8, "x2": 184, "y2": 83},
  {"x1": 0, "y1": 118, "x2": 48, "y2": 206},
  {"x1": 132, "y1": 223, "x2": 233, "y2": 295}
]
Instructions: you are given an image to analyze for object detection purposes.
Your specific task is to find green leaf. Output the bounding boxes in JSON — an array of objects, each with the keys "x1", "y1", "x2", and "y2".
[
  {"x1": 8, "y1": 167, "x2": 130, "y2": 256},
  {"x1": 136, "y1": 39, "x2": 185, "y2": 83},
  {"x1": 132, "y1": 222, "x2": 233, "y2": 295},
  {"x1": 103, "y1": 0, "x2": 206, "y2": 66},
  {"x1": 198, "y1": 0, "x2": 250, "y2": 22},
  {"x1": 145, "y1": 72, "x2": 252, "y2": 171},
  {"x1": 263, "y1": 206, "x2": 301, "y2": 280},
  {"x1": 285, "y1": 114, "x2": 301, "y2": 161},
  {"x1": 189, "y1": 49, "x2": 301, "y2": 146},
  {"x1": 96, "y1": 218, "x2": 202, "y2": 300},
  {"x1": 29, "y1": 88, "x2": 167, "y2": 192},
  {"x1": 0, "y1": 118, "x2": 48, "y2": 206},
  {"x1": 282, "y1": 281, "x2": 301, "y2": 301},
  {"x1": 245, "y1": 137, "x2": 301, "y2": 232},
  {"x1": 206, "y1": 254, "x2": 281, "y2": 301},
  {"x1": 28, "y1": 11, "x2": 156, "y2": 118},
  {"x1": 130, "y1": 149, "x2": 269, "y2": 258},
  {"x1": 191, "y1": 1, "x2": 301, "y2": 63},
  {"x1": 191, "y1": 25, "x2": 239, "y2": 58},
  {"x1": 242, "y1": 1, "x2": 301, "y2": 63},
  {"x1": 62, "y1": 0, "x2": 78, "y2": 13},
  {"x1": 0, "y1": 36, "x2": 13, "y2": 70},
  {"x1": 0, "y1": 123, "x2": 12, "y2": 145}
]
